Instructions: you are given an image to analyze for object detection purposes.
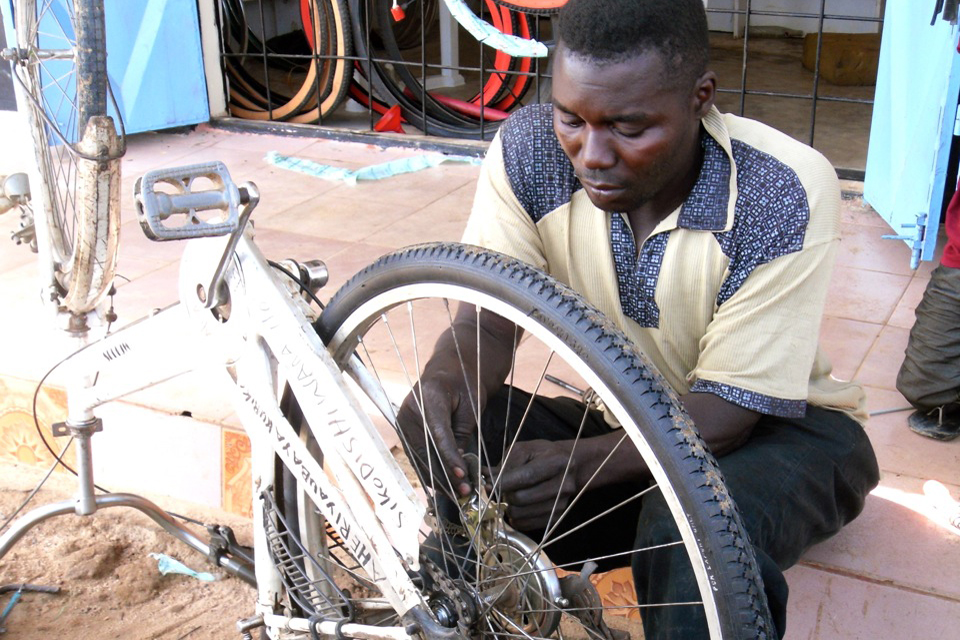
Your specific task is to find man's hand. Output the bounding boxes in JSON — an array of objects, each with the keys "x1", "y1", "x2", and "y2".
[
  {"x1": 394, "y1": 304, "x2": 520, "y2": 498},
  {"x1": 396, "y1": 372, "x2": 480, "y2": 497},
  {"x1": 497, "y1": 439, "x2": 580, "y2": 531}
]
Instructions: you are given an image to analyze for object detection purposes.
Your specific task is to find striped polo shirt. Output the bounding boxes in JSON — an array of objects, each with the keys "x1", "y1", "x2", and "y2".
[{"x1": 463, "y1": 104, "x2": 866, "y2": 423}]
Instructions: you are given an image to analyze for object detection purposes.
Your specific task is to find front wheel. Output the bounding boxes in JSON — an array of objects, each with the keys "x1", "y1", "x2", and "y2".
[
  {"x1": 13, "y1": 0, "x2": 122, "y2": 315},
  {"x1": 287, "y1": 243, "x2": 774, "y2": 638}
]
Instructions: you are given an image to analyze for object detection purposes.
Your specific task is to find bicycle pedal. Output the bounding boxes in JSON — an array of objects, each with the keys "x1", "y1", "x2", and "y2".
[{"x1": 135, "y1": 162, "x2": 242, "y2": 241}]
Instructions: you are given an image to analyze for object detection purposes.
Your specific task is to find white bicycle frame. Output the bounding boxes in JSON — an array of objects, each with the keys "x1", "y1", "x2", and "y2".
[{"x1": 0, "y1": 167, "x2": 438, "y2": 639}]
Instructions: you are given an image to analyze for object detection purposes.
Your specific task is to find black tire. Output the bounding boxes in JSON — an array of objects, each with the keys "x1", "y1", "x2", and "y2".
[
  {"x1": 14, "y1": 0, "x2": 121, "y2": 315},
  {"x1": 293, "y1": 243, "x2": 775, "y2": 638}
]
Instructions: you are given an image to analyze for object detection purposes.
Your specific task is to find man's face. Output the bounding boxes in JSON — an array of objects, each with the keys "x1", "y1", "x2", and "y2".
[{"x1": 552, "y1": 47, "x2": 707, "y2": 215}]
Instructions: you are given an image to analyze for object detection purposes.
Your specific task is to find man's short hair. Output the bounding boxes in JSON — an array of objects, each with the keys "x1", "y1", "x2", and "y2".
[{"x1": 557, "y1": 0, "x2": 710, "y2": 85}]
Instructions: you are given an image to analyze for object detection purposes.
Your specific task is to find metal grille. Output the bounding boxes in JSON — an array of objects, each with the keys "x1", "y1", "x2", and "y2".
[
  {"x1": 215, "y1": 1, "x2": 882, "y2": 175},
  {"x1": 706, "y1": 1, "x2": 882, "y2": 179}
]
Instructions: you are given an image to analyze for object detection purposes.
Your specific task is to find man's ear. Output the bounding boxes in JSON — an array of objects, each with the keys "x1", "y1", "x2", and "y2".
[{"x1": 692, "y1": 71, "x2": 717, "y2": 118}]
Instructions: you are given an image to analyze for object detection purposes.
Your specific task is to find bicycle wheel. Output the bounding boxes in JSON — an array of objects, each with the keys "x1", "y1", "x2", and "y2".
[
  {"x1": 276, "y1": 243, "x2": 773, "y2": 638},
  {"x1": 13, "y1": 0, "x2": 121, "y2": 315}
]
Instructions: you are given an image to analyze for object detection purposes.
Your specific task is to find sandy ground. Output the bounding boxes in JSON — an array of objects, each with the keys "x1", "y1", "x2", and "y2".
[
  {"x1": 0, "y1": 461, "x2": 646, "y2": 640},
  {"x1": 0, "y1": 463, "x2": 255, "y2": 639}
]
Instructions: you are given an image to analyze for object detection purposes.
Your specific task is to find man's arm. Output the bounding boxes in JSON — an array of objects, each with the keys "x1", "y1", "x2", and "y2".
[
  {"x1": 396, "y1": 304, "x2": 520, "y2": 496},
  {"x1": 497, "y1": 392, "x2": 760, "y2": 531}
]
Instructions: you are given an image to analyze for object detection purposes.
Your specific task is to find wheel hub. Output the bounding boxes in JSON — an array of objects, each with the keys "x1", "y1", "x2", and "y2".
[{"x1": 422, "y1": 455, "x2": 564, "y2": 637}]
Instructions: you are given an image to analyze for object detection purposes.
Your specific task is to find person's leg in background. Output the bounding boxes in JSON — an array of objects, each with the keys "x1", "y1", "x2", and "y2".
[{"x1": 897, "y1": 263, "x2": 960, "y2": 440}]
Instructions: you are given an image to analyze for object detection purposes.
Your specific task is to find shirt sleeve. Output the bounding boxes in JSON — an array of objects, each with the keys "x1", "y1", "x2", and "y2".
[
  {"x1": 687, "y1": 158, "x2": 842, "y2": 417},
  {"x1": 461, "y1": 132, "x2": 548, "y2": 272}
]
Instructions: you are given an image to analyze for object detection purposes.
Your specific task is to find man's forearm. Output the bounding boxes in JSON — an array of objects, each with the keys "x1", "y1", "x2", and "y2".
[
  {"x1": 425, "y1": 306, "x2": 521, "y2": 405},
  {"x1": 571, "y1": 392, "x2": 760, "y2": 491}
]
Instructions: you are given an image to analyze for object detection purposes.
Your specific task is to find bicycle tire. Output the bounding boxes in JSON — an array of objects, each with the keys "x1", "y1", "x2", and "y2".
[
  {"x1": 15, "y1": 0, "x2": 121, "y2": 315},
  {"x1": 281, "y1": 243, "x2": 773, "y2": 638}
]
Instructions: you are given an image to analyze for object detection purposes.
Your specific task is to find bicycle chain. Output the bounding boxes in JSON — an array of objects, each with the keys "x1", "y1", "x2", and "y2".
[{"x1": 422, "y1": 556, "x2": 475, "y2": 634}]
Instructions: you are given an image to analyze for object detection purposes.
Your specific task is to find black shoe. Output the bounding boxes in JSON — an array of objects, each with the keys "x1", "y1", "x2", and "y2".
[{"x1": 907, "y1": 408, "x2": 960, "y2": 441}]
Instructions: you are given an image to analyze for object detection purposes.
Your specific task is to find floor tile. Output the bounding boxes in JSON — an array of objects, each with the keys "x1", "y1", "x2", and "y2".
[
  {"x1": 120, "y1": 130, "x2": 218, "y2": 181},
  {"x1": 321, "y1": 165, "x2": 476, "y2": 211},
  {"x1": 886, "y1": 276, "x2": 928, "y2": 329},
  {"x1": 863, "y1": 385, "x2": 912, "y2": 416},
  {"x1": 835, "y1": 222, "x2": 915, "y2": 276},
  {"x1": 591, "y1": 568, "x2": 641, "y2": 622},
  {"x1": 824, "y1": 265, "x2": 911, "y2": 324},
  {"x1": 240, "y1": 162, "x2": 344, "y2": 217},
  {"x1": 0, "y1": 210, "x2": 36, "y2": 273},
  {"x1": 222, "y1": 428, "x2": 252, "y2": 517},
  {"x1": 914, "y1": 228, "x2": 948, "y2": 280},
  {"x1": 364, "y1": 181, "x2": 475, "y2": 247},
  {"x1": 0, "y1": 268, "x2": 81, "y2": 381},
  {"x1": 249, "y1": 227, "x2": 354, "y2": 270},
  {"x1": 854, "y1": 325, "x2": 910, "y2": 391},
  {"x1": 110, "y1": 261, "x2": 183, "y2": 322},
  {"x1": 838, "y1": 193, "x2": 890, "y2": 229},
  {"x1": 801, "y1": 479, "x2": 960, "y2": 600},
  {"x1": 293, "y1": 138, "x2": 424, "y2": 166},
  {"x1": 91, "y1": 402, "x2": 222, "y2": 509},
  {"x1": 784, "y1": 563, "x2": 960, "y2": 640},
  {"x1": 257, "y1": 192, "x2": 421, "y2": 245},
  {"x1": 206, "y1": 128, "x2": 317, "y2": 156},
  {"x1": 0, "y1": 374, "x2": 73, "y2": 471},
  {"x1": 122, "y1": 365, "x2": 237, "y2": 426},
  {"x1": 818, "y1": 317, "x2": 881, "y2": 382},
  {"x1": 115, "y1": 219, "x2": 186, "y2": 283},
  {"x1": 864, "y1": 388, "x2": 960, "y2": 483}
]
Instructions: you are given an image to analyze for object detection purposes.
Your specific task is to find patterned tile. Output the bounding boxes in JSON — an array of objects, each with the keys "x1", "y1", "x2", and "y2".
[
  {"x1": 222, "y1": 428, "x2": 252, "y2": 518},
  {"x1": 592, "y1": 567, "x2": 641, "y2": 621},
  {"x1": 0, "y1": 375, "x2": 74, "y2": 470}
]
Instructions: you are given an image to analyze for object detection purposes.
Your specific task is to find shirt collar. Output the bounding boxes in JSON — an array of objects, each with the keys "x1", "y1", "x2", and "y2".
[{"x1": 677, "y1": 106, "x2": 737, "y2": 233}]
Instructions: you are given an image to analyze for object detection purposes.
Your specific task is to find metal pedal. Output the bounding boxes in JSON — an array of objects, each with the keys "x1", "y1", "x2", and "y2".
[{"x1": 135, "y1": 161, "x2": 242, "y2": 241}]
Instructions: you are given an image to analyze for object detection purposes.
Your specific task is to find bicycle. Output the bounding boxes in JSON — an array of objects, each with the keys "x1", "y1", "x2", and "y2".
[{"x1": 1, "y1": 1, "x2": 775, "y2": 638}]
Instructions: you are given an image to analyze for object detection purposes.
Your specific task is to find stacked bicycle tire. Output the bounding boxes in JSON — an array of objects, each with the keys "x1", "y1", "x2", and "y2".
[{"x1": 219, "y1": 0, "x2": 565, "y2": 139}]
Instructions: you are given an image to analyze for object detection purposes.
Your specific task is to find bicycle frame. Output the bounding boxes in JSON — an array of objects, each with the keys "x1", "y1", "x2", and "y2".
[{"x1": 0, "y1": 176, "x2": 436, "y2": 638}]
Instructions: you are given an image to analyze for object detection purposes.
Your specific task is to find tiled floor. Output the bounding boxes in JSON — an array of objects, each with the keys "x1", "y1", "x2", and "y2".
[{"x1": 1, "y1": 124, "x2": 958, "y2": 638}]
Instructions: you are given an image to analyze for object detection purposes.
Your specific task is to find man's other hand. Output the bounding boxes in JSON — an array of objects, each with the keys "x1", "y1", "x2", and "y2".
[{"x1": 497, "y1": 439, "x2": 579, "y2": 531}]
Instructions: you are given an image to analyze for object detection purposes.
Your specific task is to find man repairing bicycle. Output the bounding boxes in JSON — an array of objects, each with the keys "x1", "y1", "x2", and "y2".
[{"x1": 398, "y1": 1, "x2": 880, "y2": 637}]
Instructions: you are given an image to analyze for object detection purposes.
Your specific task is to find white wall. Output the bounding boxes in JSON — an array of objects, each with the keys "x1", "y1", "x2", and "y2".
[
  {"x1": 0, "y1": 110, "x2": 33, "y2": 177},
  {"x1": 0, "y1": 2, "x2": 33, "y2": 177},
  {"x1": 706, "y1": 0, "x2": 883, "y2": 35}
]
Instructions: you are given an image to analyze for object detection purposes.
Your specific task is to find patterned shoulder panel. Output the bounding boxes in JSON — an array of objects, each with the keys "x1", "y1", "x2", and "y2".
[
  {"x1": 714, "y1": 139, "x2": 811, "y2": 306},
  {"x1": 499, "y1": 104, "x2": 581, "y2": 223}
]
